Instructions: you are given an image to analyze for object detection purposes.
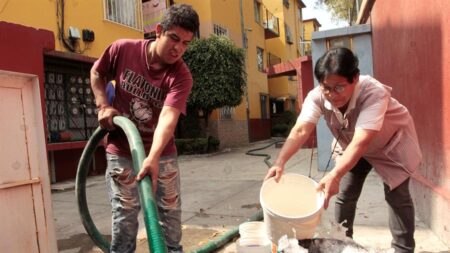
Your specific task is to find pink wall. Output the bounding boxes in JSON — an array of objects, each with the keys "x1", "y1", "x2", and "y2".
[
  {"x1": 0, "y1": 21, "x2": 55, "y2": 143},
  {"x1": 370, "y1": 0, "x2": 450, "y2": 244}
]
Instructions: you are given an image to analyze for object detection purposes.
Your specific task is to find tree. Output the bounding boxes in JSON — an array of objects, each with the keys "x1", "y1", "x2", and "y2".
[
  {"x1": 183, "y1": 35, "x2": 246, "y2": 130},
  {"x1": 316, "y1": 0, "x2": 358, "y2": 25}
]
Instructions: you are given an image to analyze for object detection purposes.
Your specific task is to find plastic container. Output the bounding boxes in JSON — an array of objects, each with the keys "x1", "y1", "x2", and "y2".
[
  {"x1": 236, "y1": 222, "x2": 272, "y2": 253},
  {"x1": 260, "y1": 173, "x2": 324, "y2": 243},
  {"x1": 236, "y1": 237, "x2": 272, "y2": 253}
]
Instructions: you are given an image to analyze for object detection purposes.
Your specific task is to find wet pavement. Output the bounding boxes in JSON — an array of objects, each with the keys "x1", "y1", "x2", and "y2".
[{"x1": 51, "y1": 139, "x2": 449, "y2": 253}]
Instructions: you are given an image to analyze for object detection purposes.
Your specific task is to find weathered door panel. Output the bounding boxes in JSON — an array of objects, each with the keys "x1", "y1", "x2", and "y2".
[{"x1": 0, "y1": 71, "x2": 57, "y2": 252}]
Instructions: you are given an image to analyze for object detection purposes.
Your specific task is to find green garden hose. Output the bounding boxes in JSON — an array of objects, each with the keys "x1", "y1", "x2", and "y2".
[
  {"x1": 75, "y1": 116, "x2": 167, "y2": 253},
  {"x1": 76, "y1": 118, "x2": 283, "y2": 253},
  {"x1": 189, "y1": 210, "x2": 264, "y2": 253},
  {"x1": 245, "y1": 139, "x2": 285, "y2": 167}
]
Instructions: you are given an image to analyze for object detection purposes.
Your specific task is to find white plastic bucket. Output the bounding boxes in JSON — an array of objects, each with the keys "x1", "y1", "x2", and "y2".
[
  {"x1": 239, "y1": 221, "x2": 268, "y2": 238},
  {"x1": 236, "y1": 237, "x2": 272, "y2": 253},
  {"x1": 260, "y1": 173, "x2": 324, "y2": 243},
  {"x1": 236, "y1": 222, "x2": 272, "y2": 253}
]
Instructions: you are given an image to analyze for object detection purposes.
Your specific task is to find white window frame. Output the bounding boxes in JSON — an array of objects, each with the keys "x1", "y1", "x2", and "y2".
[{"x1": 104, "y1": 0, "x2": 143, "y2": 30}]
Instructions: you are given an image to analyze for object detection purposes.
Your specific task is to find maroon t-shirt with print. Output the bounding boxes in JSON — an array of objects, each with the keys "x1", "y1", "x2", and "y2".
[{"x1": 92, "y1": 39, "x2": 192, "y2": 157}]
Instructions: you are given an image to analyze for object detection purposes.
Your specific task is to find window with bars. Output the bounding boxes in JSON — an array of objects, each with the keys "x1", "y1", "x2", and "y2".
[
  {"x1": 104, "y1": 0, "x2": 143, "y2": 30},
  {"x1": 285, "y1": 24, "x2": 293, "y2": 44},
  {"x1": 260, "y1": 94, "x2": 269, "y2": 119},
  {"x1": 257, "y1": 47, "x2": 264, "y2": 71},
  {"x1": 213, "y1": 24, "x2": 228, "y2": 37},
  {"x1": 254, "y1": 0, "x2": 261, "y2": 24},
  {"x1": 220, "y1": 106, "x2": 234, "y2": 119}
]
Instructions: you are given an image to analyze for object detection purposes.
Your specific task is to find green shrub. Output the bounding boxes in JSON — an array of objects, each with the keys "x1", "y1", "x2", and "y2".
[
  {"x1": 281, "y1": 111, "x2": 297, "y2": 126},
  {"x1": 208, "y1": 136, "x2": 220, "y2": 152},
  {"x1": 175, "y1": 137, "x2": 219, "y2": 155},
  {"x1": 272, "y1": 124, "x2": 290, "y2": 137}
]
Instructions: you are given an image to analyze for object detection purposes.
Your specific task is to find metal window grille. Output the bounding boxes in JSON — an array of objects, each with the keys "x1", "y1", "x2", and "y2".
[
  {"x1": 104, "y1": 0, "x2": 143, "y2": 30},
  {"x1": 213, "y1": 24, "x2": 228, "y2": 37},
  {"x1": 285, "y1": 24, "x2": 293, "y2": 44},
  {"x1": 257, "y1": 47, "x2": 264, "y2": 71},
  {"x1": 220, "y1": 106, "x2": 234, "y2": 119}
]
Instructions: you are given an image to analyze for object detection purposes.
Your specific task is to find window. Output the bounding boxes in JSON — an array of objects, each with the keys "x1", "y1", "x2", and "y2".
[
  {"x1": 220, "y1": 106, "x2": 234, "y2": 119},
  {"x1": 44, "y1": 57, "x2": 97, "y2": 143},
  {"x1": 260, "y1": 94, "x2": 269, "y2": 119},
  {"x1": 213, "y1": 24, "x2": 228, "y2": 37},
  {"x1": 328, "y1": 36, "x2": 352, "y2": 50},
  {"x1": 297, "y1": 7, "x2": 302, "y2": 21},
  {"x1": 285, "y1": 24, "x2": 293, "y2": 44},
  {"x1": 254, "y1": 0, "x2": 261, "y2": 24},
  {"x1": 104, "y1": 0, "x2": 143, "y2": 30},
  {"x1": 257, "y1": 47, "x2": 264, "y2": 71}
]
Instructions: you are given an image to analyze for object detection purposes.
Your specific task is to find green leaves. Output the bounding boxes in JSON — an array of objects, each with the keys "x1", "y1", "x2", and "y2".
[
  {"x1": 183, "y1": 35, "x2": 247, "y2": 115},
  {"x1": 316, "y1": 0, "x2": 355, "y2": 25}
]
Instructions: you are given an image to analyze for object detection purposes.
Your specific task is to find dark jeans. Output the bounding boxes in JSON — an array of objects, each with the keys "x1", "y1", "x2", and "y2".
[{"x1": 334, "y1": 158, "x2": 415, "y2": 253}]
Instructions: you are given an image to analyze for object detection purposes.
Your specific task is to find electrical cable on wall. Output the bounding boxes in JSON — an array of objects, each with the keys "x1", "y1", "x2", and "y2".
[{"x1": 56, "y1": 0, "x2": 92, "y2": 54}]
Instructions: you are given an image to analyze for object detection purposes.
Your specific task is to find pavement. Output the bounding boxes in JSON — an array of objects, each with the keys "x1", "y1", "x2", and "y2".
[{"x1": 51, "y1": 139, "x2": 450, "y2": 253}]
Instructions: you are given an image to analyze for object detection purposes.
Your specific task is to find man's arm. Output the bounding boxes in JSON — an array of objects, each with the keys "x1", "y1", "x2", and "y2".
[
  {"x1": 136, "y1": 105, "x2": 181, "y2": 192},
  {"x1": 90, "y1": 68, "x2": 119, "y2": 129},
  {"x1": 317, "y1": 128, "x2": 377, "y2": 208},
  {"x1": 265, "y1": 121, "x2": 316, "y2": 181}
]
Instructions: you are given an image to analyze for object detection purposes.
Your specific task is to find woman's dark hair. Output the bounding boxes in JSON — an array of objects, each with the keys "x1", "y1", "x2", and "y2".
[
  {"x1": 314, "y1": 47, "x2": 360, "y2": 83},
  {"x1": 160, "y1": 4, "x2": 200, "y2": 35}
]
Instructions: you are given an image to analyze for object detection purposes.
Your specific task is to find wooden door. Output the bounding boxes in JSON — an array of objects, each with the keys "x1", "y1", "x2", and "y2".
[{"x1": 0, "y1": 70, "x2": 57, "y2": 252}]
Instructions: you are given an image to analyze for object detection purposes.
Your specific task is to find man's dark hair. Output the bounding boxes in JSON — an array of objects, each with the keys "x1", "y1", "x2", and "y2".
[
  {"x1": 160, "y1": 4, "x2": 199, "y2": 35},
  {"x1": 314, "y1": 47, "x2": 360, "y2": 84}
]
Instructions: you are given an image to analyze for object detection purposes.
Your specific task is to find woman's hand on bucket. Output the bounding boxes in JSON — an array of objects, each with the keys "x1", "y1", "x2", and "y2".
[
  {"x1": 316, "y1": 171, "x2": 341, "y2": 209},
  {"x1": 264, "y1": 165, "x2": 283, "y2": 182}
]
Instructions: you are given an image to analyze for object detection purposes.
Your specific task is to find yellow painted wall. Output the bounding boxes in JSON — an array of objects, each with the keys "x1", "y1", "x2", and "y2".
[
  {"x1": 243, "y1": 0, "x2": 270, "y2": 119},
  {"x1": 180, "y1": 0, "x2": 268, "y2": 120},
  {"x1": 265, "y1": 0, "x2": 304, "y2": 102},
  {"x1": 0, "y1": 0, "x2": 143, "y2": 58},
  {"x1": 303, "y1": 19, "x2": 321, "y2": 53},
  {"x1": 1, "y1": 0, "x2": 302, "y2": 121}
]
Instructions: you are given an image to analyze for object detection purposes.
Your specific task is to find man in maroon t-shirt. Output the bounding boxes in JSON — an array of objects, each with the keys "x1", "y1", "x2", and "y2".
[{"x1": 90, "y1": 4, "x2": 199, "y2": 253}]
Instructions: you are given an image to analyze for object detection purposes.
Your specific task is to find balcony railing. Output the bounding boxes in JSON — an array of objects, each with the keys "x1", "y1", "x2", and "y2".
[{"x1": 262, "y1": 7, "x2": 279, "y2": 39}]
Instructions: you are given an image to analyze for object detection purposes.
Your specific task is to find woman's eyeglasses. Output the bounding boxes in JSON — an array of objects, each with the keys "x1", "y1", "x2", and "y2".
[{"x1": 320, "y1": 83, "x2": 348, "y2": 95}]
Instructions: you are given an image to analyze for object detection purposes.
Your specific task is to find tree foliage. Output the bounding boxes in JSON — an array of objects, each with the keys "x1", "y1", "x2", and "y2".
[
  {"x1": 183, "y1": 35, "x2": 246, "y2": 118},
  {"x1": 316, "y1": 0, "x2": 357, "y2": 25}
]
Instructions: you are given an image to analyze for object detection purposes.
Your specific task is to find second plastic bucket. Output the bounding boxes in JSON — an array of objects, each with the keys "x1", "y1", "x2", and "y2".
[
  {"x1": 260, "y1": 173, "x2": 324, "y2": 243},
  {"x1": 236, "y1": 221, "x2": 272, "y2": 253}
]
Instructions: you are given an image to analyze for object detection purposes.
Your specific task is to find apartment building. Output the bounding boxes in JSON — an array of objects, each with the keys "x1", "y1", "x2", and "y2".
[{"x1": 0, "y1": 0, "x2": 306, "y2": 181}]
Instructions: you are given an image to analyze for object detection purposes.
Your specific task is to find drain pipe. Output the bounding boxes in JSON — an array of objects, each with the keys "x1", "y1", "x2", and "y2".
[{"x1": 76, "y1": 116, "x2": 167, "y2": 253}]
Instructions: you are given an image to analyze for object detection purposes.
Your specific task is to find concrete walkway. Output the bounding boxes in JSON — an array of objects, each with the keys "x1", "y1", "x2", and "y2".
[{"x1": 52, "y1": 140, "x2": 449, "y2": 253}]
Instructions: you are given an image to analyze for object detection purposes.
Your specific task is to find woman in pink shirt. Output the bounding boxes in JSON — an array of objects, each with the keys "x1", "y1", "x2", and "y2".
[{"x1": 265, "y1": 47, "x2": 421, "y2": 253}]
